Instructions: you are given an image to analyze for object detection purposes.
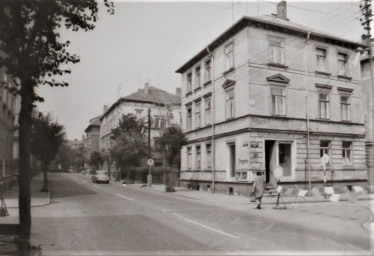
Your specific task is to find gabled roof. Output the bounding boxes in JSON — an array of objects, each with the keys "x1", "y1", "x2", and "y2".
[
  {"x1": 124, "y1": 86, "x2": 180, "y2": 105},
  {"x1": 101, "y1": 86, "x2": 181, "y2": 121},
  {"x1": 176, "y1": 15, "x2": 365, "y2": 74},
  {"x1": 84, "y1": 115, "x2": 101, "y2": 133}
]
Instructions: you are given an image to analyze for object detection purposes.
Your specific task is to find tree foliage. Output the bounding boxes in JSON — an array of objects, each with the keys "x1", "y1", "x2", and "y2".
[
  {"x1": 31, "y1": 113, "x2": 65, "y2": 167},
  {"x1": 31, "y1": 112, "x2": 65, "y2": 191},
  {"x1": 0, "y1": 0, "x2": 114, "y2": 246},
  {"x1": 110, "y1": 114, "x2": 147, "y2": 178},
  {"x1": 89, "y1": 150, "x2": 104, "y2": 171},
  {"x1": 158, "y1": 126, "x2": 187, "y2": 170}
]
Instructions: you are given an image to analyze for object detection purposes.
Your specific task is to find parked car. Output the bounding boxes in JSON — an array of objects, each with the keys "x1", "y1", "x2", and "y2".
[{"x1": 92, "y1": 170, "x2": 110, "y2": 184}]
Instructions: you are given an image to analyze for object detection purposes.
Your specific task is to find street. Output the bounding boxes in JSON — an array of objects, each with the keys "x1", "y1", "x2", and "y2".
[{"x1": 30, "y1": 173, "x2": 373, "y2": 256}]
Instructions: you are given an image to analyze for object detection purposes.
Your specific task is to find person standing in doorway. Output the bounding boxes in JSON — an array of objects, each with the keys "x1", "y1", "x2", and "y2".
[{"x1": 252, "y1": 171, "x2": 265, "y2": 209}]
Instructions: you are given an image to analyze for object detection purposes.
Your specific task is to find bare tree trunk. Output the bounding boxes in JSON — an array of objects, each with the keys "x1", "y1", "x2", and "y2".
[{"x1": 18, "y1": 80, "x2": 34, "y2": 254}]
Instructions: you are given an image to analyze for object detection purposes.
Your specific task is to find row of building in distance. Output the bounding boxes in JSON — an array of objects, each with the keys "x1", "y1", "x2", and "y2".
[{"x1": 78, "y1": 1, "x2": 373, "y2": 194}]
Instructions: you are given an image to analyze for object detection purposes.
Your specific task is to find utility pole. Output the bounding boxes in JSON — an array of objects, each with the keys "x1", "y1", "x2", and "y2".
[
  {"x1": 360, "y1": 0, "x2": 374, "y2": 192},
  {"x1": 147, "y1": 108, "x2": 152, "y2": 187}
]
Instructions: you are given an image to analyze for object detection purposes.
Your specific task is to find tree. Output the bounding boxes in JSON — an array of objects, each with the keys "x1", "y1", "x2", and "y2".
[
  {"x1": 110, "y1": 114, "x2": 147, "y2": 181},
  {"x1": 0, "y1": 0, "x2": 114, "y2": 250},
  {"x1": 31, "y1": 112, "x2": 65, "y2": 192},
  {"x1": 158, "y1": 126, "x2": 187, "y2": 189},
  {"x1": 54, "y1": 144, "x2": 73, "y2": 172},
  {"x1": 89, "y1": 151, "x2": 104, "y2": 173}
]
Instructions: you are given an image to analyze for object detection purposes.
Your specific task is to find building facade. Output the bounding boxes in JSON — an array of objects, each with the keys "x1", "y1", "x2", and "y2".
[
  {"x1": 84, "y1": 115, "x2": 101, "y2": 160},
  {"x1": 100, "y1": 83, "x2": 182, "y2": 165},
  {"x1": 177, "y1": 2, "x2": 367, "y2": 195},
  {"x1": 0, "y1": 67, "x2": 20, "y2": 177}
]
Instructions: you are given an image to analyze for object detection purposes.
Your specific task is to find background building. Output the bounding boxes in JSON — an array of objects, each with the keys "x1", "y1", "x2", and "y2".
[
  {"x1": 0, "y1": 67, "x2": 20, "y2": 177},
  {"x1": 177, "y1": 1, "x2": 367, "y2": 195},
  {"x1": 100, "y1": 82, "x2": 181, "y2": 166},
  {"x1": 84, "y1": 115, "x2": 101, "y2": 159}
]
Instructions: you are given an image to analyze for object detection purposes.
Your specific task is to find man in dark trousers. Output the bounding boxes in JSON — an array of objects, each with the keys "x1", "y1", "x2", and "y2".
[{"x1": 252, "y1": 171, "x2": 265, "y2": 209}]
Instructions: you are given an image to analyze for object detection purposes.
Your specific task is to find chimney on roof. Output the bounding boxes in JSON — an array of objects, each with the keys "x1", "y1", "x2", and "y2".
[
  {"x1": 277, "y1": 1, "x2": 288, "y2": 21},
  {"x1": 103, "y1": 105, "x2": 108, "y2": 113},
  {"x1": 144, "y1": 82, "x2": 149, "y2": 94},
  {"x1": 175, "y1": 87, "x2": 181, "y2": 97}
]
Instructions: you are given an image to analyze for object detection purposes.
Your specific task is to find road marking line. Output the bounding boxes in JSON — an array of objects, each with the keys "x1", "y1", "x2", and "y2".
[
  {"x1": 172, "y1": 213, "x2": 239, "y2": 239},
  {"x1": 93, "y1": 185, "x2": 101, "y2": 189},
  {"x1": 116, "y1": 193, "x2": 134, "y2": 201}
]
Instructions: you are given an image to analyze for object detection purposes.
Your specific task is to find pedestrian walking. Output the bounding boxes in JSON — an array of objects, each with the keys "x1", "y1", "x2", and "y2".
[{"x1": 252, "y1": 171, "x2": 265, "y2": 209}]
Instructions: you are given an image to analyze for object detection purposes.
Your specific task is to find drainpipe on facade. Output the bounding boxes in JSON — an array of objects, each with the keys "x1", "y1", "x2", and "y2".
[
  {"x1": 304, "y1": 31, "x2": 312, "y2": 195},
  {"x1": 207, "y1": 47, "x2": 216, "y2": 193}
]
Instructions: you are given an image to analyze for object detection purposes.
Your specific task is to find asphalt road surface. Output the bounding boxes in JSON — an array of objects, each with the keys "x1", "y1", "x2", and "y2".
[{"x1": 30, "y1": 173, "x2": 372, "y2": 256}]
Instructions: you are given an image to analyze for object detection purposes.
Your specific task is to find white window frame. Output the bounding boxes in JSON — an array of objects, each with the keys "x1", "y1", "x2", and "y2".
[
  {"x1": 186, "y1": 72, "x2": 192, "y2": 93},
  {"x1": 196, "y1": 145, "x2": 201, "y2": 170},
  {"x1": 225, "y1": 88, "x2": 235, "y2": 119},
  {"x1": 187, "y1": 147, "x2": 192, "y2": 169},
  {"x1": 195, "y1": 101, "x2": 201, "y2": 128},
  {"x1": 268, "y1": 36, "x2": 284, "y2": 64},
  {"x1": 186, "y1": 105, "x2": 192, "y2": 130},
  {"x1": 204, "y1": 59, "x2": 212, "y2": 83},
  {"x1": 204, "y1": 97, "x2": 211, "y2": 126},
  {"x1": 320, "y1": 141, "x2": 331, "y2": 167},
  {"x1": 342, "y1": 141, "x2": 352, "y2": 166},
  {"x1": 337, "y1": 52, "x2": 348, "y2": 76},
  {"x1": 195, "y1": 66, "x2": 201, "y2": 89},
  {"x1": 319, "y1": 93, "x2": 330, "y2": 119},
  {"x1": 271, "y1": 86, "x2": 286, "y2": 116},
  {"x1": 316, "y1": 47, "x2": 327, "y2": 72},
  {"x1": 340, "y1": 95, "x2": 351, "y2": 121},
  {"x1": 224, "y1": 43, "x2": 234, "y2": 71},
  {"x1": 206, "y1": 143, "x2": 212, "y2": 169}
]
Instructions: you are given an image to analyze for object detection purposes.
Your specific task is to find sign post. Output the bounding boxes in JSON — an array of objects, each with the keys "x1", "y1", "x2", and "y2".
[
  {"x1": 147, "y1": 159, "x2": 154, "y2": 187},
  {"x1": 273, "y1": 166, "x2": 286, "y2": 209},
  {"x1": 321, "y1": 154, "x2": 329, "y2": 198}
]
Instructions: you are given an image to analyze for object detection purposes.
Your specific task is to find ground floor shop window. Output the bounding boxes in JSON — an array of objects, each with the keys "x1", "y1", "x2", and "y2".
[
  {"x1": 278, "y1": 143, "x2": 291, "y2": 177},
  {"x1": 228, "y1": 143, "x2": 235, "y2": 177},
  {"x1": 342, "y1": 141, "x2": 352, "y2": 166}
]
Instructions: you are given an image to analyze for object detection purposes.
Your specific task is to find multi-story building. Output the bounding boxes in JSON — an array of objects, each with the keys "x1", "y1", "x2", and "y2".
[
  {"x1": 177, "y1": 1, "x2": 367, "y2": 195},
  {"x1": 84, "y1": 115, "x2": 101, "y2": 160},
  {"x1": 360, "y1": 44, "x2": 374, "y2": 192},
  {"x1": 100, "y1": 82, "x2": 181, "y2": 165},
  {"x1": 0, "y1": 67, "x2": 20, "y2": 177}
]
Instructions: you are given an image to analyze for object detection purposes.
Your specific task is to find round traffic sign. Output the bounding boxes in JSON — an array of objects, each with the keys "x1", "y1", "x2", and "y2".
[
  {"x1": 273, "y1": 165, "x2": 283, "y2": 179},
  {"x1": 147, "y1": 159, "x2": 154, "y2": 166}
]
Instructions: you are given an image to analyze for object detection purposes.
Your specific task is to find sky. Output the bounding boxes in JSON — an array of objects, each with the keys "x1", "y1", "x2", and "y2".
[{"x1": 35, "y1": 0, "x2": 365, "y2": 140}]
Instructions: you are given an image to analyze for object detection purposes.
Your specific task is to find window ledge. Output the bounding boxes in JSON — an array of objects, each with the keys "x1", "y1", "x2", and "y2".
[
  {"x1": 223, "y1": 67, "x2": 235, "y2": 76},
  {"x1": 271, "y1": 114, "x2": 286, "y2": 117},
  {"x1": 203, "y1": 81, "x2": 212, "y2": 87},
  {"x1": 267, "y1": 62, "x2": 288, "y2": 69},
  {"x1": 337, "y1": 75, "x2": 352, "y2": 81},
  {"x1": 194, "y1": 86, "x2": 201, "y2": 92},
  {"x1": 225, "y1": 117, "x2": 235, "y2": 121},
  {"x1": 186, "y1": 91, "x2": 192, "y2": 97},
  {"x1": 315, "y1": 71, "x2": 331, "y2": 77}
]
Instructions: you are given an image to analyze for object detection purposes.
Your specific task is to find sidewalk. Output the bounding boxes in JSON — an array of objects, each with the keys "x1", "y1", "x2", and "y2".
[
  {"x1": 0, "y1": 173, "x2": 50, "y2": 256},
  {"x1": 134, "y1": 183, "x2": 373, "y2": 205},
  {"x1": 0, "y1": 173, "x2": 51, "y2": 225}
]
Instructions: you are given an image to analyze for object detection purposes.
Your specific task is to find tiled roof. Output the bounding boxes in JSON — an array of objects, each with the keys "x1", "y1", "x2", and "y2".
[
  {"x1": 85, "y1": 115, "x2": 101, "y2": 133},
  {"x1": 124, "y1": 86, "x2": 181, "y2": 105},
  {"x1": 101, "y1": 86, "x2": 181, "y2": 120}
]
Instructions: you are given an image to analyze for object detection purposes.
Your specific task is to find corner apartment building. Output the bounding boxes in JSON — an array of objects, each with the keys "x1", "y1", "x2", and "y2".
[
  {"x1": 176, "y1": 1, "x2": 367, "y2": 195},
  {"x1": 100, "y1": 83, "x2": 181, "y2": 165},
  {"x1": 0, "y1": 67, "x2": 20, "y2": 177},
  {"x1": 84, "y1": 115, "x2": 101, "y2": 160}
]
